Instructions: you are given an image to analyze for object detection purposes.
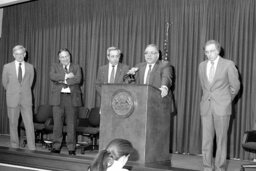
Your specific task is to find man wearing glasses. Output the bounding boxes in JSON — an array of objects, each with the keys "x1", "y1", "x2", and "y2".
[
  {"x1": 49, "y1": 48, "x2": 82, "y2": 155},
  {"x1": 198, "y1": 40, "x2": 240, "y2": 171},
  {"x1": 127, "y1": 44, "x2": 173, "y2": 98},
  {"x1": 2, "y1": 45, "x2": 36, "y2": 150}
]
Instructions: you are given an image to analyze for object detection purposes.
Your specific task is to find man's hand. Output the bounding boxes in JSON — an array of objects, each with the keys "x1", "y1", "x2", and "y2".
[
  {"x1": 66, "y1": 72, "x2": 74, "y2": 79},
  {"x1": 159, "y1": 86, "x2": 168, "y2": 98}
]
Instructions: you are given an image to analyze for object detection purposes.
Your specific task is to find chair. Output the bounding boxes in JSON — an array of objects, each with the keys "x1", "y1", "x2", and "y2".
[
  {"x1": 76, "y1": 107, "x2": 100, "y2": 154},
  {"x1": 241, "y1": 130, "x2": 256, "y2": 171},
  {"x1": 20, "y1": 105, "x2": 53, "y2": 146}
]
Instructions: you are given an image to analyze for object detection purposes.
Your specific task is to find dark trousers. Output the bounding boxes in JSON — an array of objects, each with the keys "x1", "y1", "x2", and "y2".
[{"x1": 52, "y1": 94, "x2": 77, "y2": 151}]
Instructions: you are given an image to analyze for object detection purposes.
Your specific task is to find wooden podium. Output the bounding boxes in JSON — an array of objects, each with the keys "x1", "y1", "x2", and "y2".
[{"x1": 99, "y1": 84, "x2": 171, "y2": 164}]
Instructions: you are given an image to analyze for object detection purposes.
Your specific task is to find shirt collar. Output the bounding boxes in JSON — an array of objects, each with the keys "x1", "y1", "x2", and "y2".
[
  {"x1": 109, "y1": 63, "x2": 118, "y2": 68},
  {"x1": 208, "y1": 56, "x2": 220, "y2": 65},
  {"x1": 15, "y1": 60, "x2": 25, "y2": 67}
]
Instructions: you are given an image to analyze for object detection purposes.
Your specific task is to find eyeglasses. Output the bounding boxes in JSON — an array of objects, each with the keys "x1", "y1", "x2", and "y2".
[
  {"x1": 205, "y1": 49, "x2": 217, "y2": 54},
  {"x1": 144, "y1": 51, "x2": 158, "y2": 55},
  {"x1": 59, "y1": 55, "x2": 70, "y2": 59}
]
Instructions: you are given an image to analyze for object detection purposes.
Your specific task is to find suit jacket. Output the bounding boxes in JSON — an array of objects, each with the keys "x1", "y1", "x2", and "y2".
[
  {"x1": 134, "y1": 60, "x2": 174, "y2": 114},
  {"x1": 49, "y1": 63, "x2": 82, "y2": 107},
  {"x1": 2, "y1": 61, "x2": 34, "y2": 107},
  {"x1": 135, "y1": 61, "x2": 173, "y2": 89},
  {"x1": 198, "y1": 57, "x2": 240, "y2": 116},
  {"x1": 95, "y1": 63, "x2": 129, "y2": 95}
]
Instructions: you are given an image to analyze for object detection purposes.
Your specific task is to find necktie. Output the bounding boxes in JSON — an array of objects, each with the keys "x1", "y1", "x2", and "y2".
[
  {"x1": 146, "y1": 65, "x2": 152, "y2": 84},
  {"x1": 209, "y1": 61, "x2": 215, "y2": 83},
  {"x1": 18, "y1": 63, "x2": 22, "y2": 83},
  {"x1": 64, "y1": 65, "x2": 68, "y2": 73},
  {"x1": 64, "y1": 65, "x2": 69, "y2": 88},
  {"x1": 109, "y1": 65, "x2": 115, "y2": 83}
]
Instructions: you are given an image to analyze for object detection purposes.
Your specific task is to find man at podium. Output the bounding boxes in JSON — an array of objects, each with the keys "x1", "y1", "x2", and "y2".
[
  {"x1": 127, "y1": 44, "x2": 173, "y2": 98},
  {"x1": 96, "y1": 46, "x2": 129, "y2": 96}
]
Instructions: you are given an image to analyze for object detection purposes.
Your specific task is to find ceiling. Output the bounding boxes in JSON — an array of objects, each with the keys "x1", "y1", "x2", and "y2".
[{"x1": 0, "y1": 0, "x2": 32, "y2": 8}]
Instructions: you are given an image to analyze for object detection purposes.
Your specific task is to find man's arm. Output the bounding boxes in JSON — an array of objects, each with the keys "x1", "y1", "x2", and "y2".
[
  {"x1": 49, "y1": 63, "x2": 65, "y2": 82},
  {"x1": 30, "y1": 65, "x2": 34, "y2": 87},
  {"x1": 95, "y1": 67, "x2": 103, "y2": 95},
  {"x1": 228, "y1": 61, "x2": 240, "y2": 100},
  {"x1": 159, "y1": 64, "x2": 173, "y2": 97},
  {"x1": 161, "y1": 64, "x2": 173, "y2": 89},
  {"x1": 2, "y1": 65, "x2": 8, "y2": 90},
  {"x1": 66, "y1": 65, "x2": 82, "y2": 85}
]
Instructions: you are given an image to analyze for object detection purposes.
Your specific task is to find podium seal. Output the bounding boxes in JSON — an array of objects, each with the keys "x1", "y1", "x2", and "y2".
[{"x1": 111, "y1": 89, "x2": 134, "y2": 118}]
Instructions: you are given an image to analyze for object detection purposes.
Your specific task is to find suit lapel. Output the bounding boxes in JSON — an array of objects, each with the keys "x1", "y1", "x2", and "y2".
[
  {"x1": 103, "y1": 65, "x2": 109, "y2": 83},
  {"x1": 208, "y1": 57, "x2": 223, "y2": 88},
  {"x1": 69, "y1": 63, "x2": 73, "y2": 73},
  {"x1": 115, "y1": 64, "x2": 122, "y2": 83},
  {"x1": 149, "y1": 61, "x2": 160, "y2": 84},
  {"x1": 201, "y1": 61, "x2": 211, "y2": 89},
  {"x1": 12, "y1": 62, "x2": 18, "y2": 81},
  {"x1": 140, "y1": 63, "x2": 147, "y2": 84}
]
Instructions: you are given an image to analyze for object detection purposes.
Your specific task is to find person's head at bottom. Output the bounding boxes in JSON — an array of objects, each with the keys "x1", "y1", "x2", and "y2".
[{"x1": 89, "y1": 138, "x2": 133, "y2": 171}]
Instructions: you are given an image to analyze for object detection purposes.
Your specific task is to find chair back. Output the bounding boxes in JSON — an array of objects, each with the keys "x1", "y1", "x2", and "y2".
[
  {"x1": 88, "y1": 107, "x2": 100, "y2": 127},
  {"x1": 78, "y1": 107, "x2": 90, "y2": 119},
  {"x1": 34, "y1": 105, "x2": 53, "y2": 123}
]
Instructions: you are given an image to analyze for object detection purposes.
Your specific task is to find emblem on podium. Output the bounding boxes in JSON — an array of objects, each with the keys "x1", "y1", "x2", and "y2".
[{"x1": 111, "y1": 89, "x2": 135, "y2": 118}]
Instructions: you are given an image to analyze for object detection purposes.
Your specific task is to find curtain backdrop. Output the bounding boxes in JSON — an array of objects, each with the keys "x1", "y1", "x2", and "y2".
[{"x1": 0, "y1": 0, "x2": 255, "y2": 160}]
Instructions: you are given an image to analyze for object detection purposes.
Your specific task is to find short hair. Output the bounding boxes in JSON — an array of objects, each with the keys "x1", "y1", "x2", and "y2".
[
  {"x1": 107, "y1": 47, "x2": 121, "y2": 57},
  {"x1": 144, "y1": 44, "x2": 159, "y2": 52},
  {"x1": 13, "y1": 45, "x2": 26, "y2": 53},
  {"x1": 204, "y1": 40, "x2": 221, "y2": 52},
  {"x1": 57, "y1": 48, "x2": 71, "y2": 56}
]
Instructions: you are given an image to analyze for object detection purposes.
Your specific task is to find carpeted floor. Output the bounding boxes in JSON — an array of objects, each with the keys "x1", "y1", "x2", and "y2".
[{"x1": 0, "y1": 134, "x2": 255, "y2": 171}]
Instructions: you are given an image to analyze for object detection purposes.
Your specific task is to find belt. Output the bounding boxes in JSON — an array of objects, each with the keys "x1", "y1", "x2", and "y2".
[{"x1": 61, "y1": 92, "x2": 71, "y2": 94}]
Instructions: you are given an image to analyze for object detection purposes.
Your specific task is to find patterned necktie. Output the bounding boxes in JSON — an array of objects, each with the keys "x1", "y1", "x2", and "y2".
[
  {"x1": 109, "y1": 65, "x2": 115, "y2": 83},
  {"x1": 18, "y1": 63, "x2": 22, "y2": 83},
  {"x1": 209, "y1": 61, "x2": 215, "y2": 83},
  {"x1": 146, "y1": 65, "x2": 152, "y2": 84},
  {"x1": 64, "y1": 65, "x2": 68, "y2": 73}
]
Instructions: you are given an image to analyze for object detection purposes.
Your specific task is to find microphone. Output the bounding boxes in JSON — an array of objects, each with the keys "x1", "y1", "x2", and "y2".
[{"x1": 123, "y1": 67, "x2": 139, "y2": 83}]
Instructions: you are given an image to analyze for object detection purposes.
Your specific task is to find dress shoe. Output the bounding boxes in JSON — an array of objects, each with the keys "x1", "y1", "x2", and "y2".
[
  {"x1": 68, "y1": 150, "x2": 76, "y2": 155},
  {"x1": 51, "y1": 149, "x2": 60, "y2": 153}
]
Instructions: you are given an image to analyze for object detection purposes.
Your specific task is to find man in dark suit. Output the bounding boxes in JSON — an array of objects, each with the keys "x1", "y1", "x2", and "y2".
[
  {"x1": 49, "y1": 48, "x2": 82, "y2": 155},
  {"x1": 96, "y1": 46, "x2": 129, "y2": 95},
  {"x1": 2, "y1": 45, "x2": 36, "y2": 150},
  {"x1": 198, "y1": 40, "x2": 240, "y2": 171},
  {"x1": 127, "y1": 44, "x2": 173, "y2": 98}
]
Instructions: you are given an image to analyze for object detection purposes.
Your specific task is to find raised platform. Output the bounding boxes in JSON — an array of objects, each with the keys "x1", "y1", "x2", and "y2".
[{"x1": 0, "y1": 146, "x2": 197, "y2": 171}]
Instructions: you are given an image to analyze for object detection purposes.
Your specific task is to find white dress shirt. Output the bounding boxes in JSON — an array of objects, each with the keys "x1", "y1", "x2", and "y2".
[
  {"x1": 61, "y1": 63, "x2": 71, "y2": 93},
  {"x1": 143, "y1": 63, "x2": 155, "y2": 84},
  {"x1": 108, "y1": 63, "x2": 117, "y2": 83},
  {"x1": 207, "y1": 56, "x2": 219, "y2": 81},
  {"x1": 15, "y1": 60, "x2": 25, "y2": 78}
]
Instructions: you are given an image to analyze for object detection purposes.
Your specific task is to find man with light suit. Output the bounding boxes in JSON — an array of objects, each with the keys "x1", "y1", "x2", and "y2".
[
  {"x1": 49, "y1": 48, "x2": 82, "y2": 155},
  {"x1": 96, "y1": 46, "x2": 129, "y2": 95},
  {"x1": 2, "y1": 45, "x2": 36, "y2": 150},
  {"x1": 198, "y1": 40, "x2": 240, "y2": 171}
]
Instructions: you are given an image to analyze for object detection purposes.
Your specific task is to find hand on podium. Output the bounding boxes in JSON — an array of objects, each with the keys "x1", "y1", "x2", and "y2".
[{"x1": 159, "y1": 86, "x2": 168, "y2": 98}]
